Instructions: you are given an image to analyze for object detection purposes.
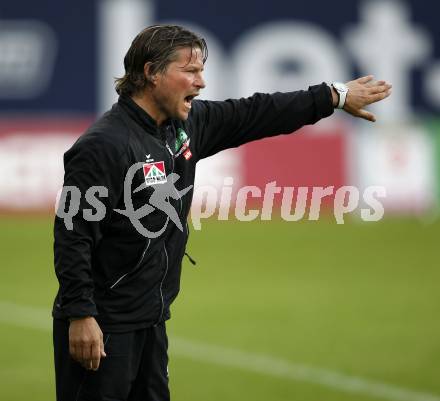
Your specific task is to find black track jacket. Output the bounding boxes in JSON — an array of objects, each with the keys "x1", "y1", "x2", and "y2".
[{"x1": 53, "y1": 84, "x2": 334, "y2": 332}]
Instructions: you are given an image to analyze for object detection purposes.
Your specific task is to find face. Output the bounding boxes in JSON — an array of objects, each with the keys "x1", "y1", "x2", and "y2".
[{"x1": 150, "y1": 46, "x2": 206, "y2": 123}]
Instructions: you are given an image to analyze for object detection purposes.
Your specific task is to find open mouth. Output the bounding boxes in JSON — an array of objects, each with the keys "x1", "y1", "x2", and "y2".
[{"x1": 184, "y1": 94, "x2": 198, "y2": 109}]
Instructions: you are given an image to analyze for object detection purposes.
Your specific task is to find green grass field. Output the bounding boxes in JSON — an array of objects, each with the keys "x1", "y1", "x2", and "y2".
[{"x1": 0, "y1": 216, "x2": 439, "y2": 401}]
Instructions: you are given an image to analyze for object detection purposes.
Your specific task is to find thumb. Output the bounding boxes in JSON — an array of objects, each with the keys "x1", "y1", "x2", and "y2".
[{"x1": 100, "y1": 338, "x2": 107, "y2": 358}]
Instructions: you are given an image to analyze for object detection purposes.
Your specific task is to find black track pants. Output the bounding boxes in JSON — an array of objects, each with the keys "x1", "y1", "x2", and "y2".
[{"x1": 53, "y1": 319, "x2": 170, "y2": 401}]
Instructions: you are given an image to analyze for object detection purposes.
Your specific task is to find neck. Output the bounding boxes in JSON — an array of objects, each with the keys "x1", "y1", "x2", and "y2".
[{"x1": 131, "y1": 92, "x2": 166, "y2": 126}]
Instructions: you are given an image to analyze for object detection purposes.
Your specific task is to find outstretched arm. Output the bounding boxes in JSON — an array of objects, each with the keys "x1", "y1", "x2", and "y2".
[{"x1": 190, "y1": 76, "x2": 391, "y2": 161}]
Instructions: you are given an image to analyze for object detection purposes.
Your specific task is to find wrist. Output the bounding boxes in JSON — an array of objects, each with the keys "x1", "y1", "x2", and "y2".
[
  {"x1": 331, "y1": 82, "x2": 349, "y2": 109},
  {"x1": 69, "y1": 316, "x2": 93, "y2": 322},
  {"x1": 330, "y1": 86, "x2": 339, "y2": 108}
]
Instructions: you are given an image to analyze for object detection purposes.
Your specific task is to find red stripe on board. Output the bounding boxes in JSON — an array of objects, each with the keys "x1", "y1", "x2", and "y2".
[{"x1": 241, "y1": 125, "x2": 348, "y2": 207}]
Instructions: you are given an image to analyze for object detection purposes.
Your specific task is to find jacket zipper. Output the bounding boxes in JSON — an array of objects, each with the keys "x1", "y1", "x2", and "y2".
[
  {"x1": 155, "y1": 132, "x2": 181, "y2": 324},
  {"x1": 109, "y1": 239, "x2": 151, "y2": 289},
  {"x1": 156, "y1": 242, "x2": 169, "y2": 324},
  {"x1": 155, "y1": 127, "x2": 188, "y2": 324}
]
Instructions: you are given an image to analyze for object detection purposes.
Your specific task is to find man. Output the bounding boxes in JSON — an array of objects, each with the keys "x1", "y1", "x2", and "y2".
[{"x1": 53, "y1": 24, "x2": 391, "y2": 401}]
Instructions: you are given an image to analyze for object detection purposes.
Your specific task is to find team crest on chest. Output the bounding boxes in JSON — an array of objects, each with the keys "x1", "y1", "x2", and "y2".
[
  {"x1": 174, "y1": 128, "x2": 192, "y2": 160},
  {"x1": 143, "y1": 161, "x2": 167, "y2": 185}
]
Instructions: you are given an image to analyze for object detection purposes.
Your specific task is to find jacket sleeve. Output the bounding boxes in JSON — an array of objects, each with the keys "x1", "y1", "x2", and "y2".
[
  {"x1": 190, "y1": 83, "x2": 334, "y2": 160},
  {"x1": 53, "y1": 133, "x2": 127, "y2": 318}
]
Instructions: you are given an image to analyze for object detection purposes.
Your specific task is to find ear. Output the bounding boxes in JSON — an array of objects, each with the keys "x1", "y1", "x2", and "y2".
[{"x1": 144, "y1": 62, "x2": 158, "y2": 85}]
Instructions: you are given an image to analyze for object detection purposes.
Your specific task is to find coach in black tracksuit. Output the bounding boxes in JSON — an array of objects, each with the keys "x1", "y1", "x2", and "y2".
[{"x1": 52, "y1": 25, "x2": 391, "y2": 401}]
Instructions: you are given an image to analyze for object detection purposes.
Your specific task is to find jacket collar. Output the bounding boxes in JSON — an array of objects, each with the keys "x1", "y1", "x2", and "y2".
[{"x1": 118, "y1": 95, "x2": 172, "y2": 136}]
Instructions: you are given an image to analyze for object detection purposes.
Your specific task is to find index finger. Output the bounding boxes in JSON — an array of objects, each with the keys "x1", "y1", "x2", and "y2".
[{"x1": 357, "y1": 75, "x2": 374, "y2": 84}]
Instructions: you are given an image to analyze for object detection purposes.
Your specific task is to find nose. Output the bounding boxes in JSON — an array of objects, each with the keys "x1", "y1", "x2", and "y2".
[{"x1": 195, "y1": 73, "x2": 206, "y2": 90}]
